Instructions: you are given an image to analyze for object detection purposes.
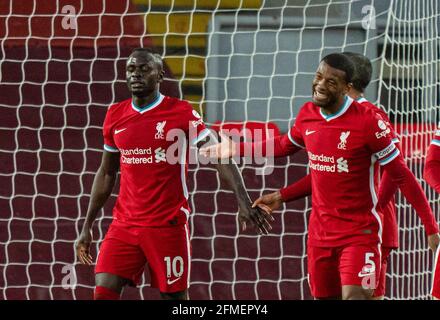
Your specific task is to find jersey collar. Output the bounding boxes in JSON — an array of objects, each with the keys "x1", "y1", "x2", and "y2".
[
  {"x1": 319, "y1": 95, "x2": 353, "y2": 122},
  {"x1": 356, "y1": 97, "x2": 368, "y2": 104},
  {"x1": 131, "y1": 93, "x2": 165, "y2": 114}
]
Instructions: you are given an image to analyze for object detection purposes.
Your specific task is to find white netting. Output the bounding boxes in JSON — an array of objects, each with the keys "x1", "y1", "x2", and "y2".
[
  {"x1": 0, "y1": 0, "x2": 438, "y2": 300},
  {"x1": 377, "y1": 0, "x2": 440, "y2": 300}
]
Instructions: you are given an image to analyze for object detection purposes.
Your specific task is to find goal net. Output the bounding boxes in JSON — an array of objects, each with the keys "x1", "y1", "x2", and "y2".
[{"x1": 0, "y1": 0, "x2": 438, "y2": 300}]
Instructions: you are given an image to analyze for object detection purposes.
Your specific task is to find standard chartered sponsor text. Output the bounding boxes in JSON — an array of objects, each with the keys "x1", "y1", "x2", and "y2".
[
  {"x1": 308, "y1": 151, "x2": 336, "y2": 172},
  {"x1": 121, "y1": 147, "x2": 153, "y2": 164}
]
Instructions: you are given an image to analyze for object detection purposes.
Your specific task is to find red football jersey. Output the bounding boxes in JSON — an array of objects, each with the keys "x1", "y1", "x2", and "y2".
[
  {"x1": 357, "y1": 97, "x2": 399, "y2": 248},
  {"x1": 430, "y1": 123, "x2": 440, "y2": 148},
  {"x1": 102, "y1": 94, "x2": 209, "y2": 227},
  {"x1": 425, "y1": 123, "x2": 440, "y2": 193},
  {"x1": 289, "y1": 96, "x2": 399, "y2": 247}
]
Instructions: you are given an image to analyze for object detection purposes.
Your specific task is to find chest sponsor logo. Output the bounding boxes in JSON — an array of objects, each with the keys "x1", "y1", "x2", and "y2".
[
  {"x1": 155, "y1": 121, "x2": 166, "y2": 139},
  {"x1": 120, "y1": 147, "x2": 167, "y2": 165},
  {"x1": 336, "y1": 157, "x2": 349, "y2": 173},
  {"x1": 337, "y1": 131, "x2": 350, "y2": 150},
  {"x1": 307, "y1": 152, "x2": 349, "y2": 173},
  {"x1": 155, "y1": 147, "x2": 166, "y2": 163},
  {"x1": 375, "y1": 119, "x2": 391, "y2": 139}
]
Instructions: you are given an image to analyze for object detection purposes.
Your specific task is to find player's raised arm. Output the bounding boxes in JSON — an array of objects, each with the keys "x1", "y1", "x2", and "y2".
[
  {"x1": 76, "y1": 151, "x2": 119, "y2": 265},
  {"x1": 196, "y1": 132, "x2": 274, "y2": 235}
]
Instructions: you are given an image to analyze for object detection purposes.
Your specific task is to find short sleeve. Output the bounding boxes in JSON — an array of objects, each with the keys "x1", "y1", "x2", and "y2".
[
  {"x1": 183, "y1": 104, "x2": 209, "y2": 145},
  {"x1": 102, "y1": 108, "x2": 119, "y2": 153},
  {"x1": 287, "y1": 125, "x2": 305, "y2": 149},
  {"x1": 366, "y1": 111, "x2": 399, "y2": 166},
  {"x1": 431, "y1": 122, "x2": 440, "y2": 147}
]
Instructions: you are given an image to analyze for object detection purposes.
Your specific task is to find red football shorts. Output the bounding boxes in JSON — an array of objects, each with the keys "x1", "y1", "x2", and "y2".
[
  {"x1": 372, "y1": 246, "x2": 392, "y2": 298},
  {"x1": 307, "y1": 243, "x2": 381, "y2": 298},
  {"x1": 95, "y1": 222, "x2": 191, "y2": 293},
  {"x1": 432, "y1": 245, "x2": 440, "y2": 299}
]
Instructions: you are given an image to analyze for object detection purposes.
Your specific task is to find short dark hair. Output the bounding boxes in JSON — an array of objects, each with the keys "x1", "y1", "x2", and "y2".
[
  {"x1": 130, "y1": 47, "x2": 163, "y2": 69},
  {"x1": 342, "y1": 52, "x2": 372, "y2": 92},
  {"x1": 321, "y1": 53, "x2": 354, "y2": 83}
]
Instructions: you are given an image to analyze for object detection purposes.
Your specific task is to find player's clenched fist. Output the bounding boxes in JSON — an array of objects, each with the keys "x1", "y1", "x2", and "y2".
[{"x1": 76, "y1": 229, "x2": 93, "y2": 265}]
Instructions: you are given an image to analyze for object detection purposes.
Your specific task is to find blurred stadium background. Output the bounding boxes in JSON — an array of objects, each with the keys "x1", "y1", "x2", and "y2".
[{"x1": 0, "y1": 0, "x2": 439, "y2": 299}]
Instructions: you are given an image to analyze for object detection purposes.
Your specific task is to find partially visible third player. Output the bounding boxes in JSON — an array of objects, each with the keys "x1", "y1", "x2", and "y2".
[{"x1": 424, "y1": 123, "x2": 440, "y2": 299}]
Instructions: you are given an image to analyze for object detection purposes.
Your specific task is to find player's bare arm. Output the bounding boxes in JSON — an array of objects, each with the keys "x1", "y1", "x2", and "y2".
[
  {"x1": 76, "y1": 151, "x2": 120, "y2": 265},
  {"x1": 198, "y1": 134, "x2": 273, "y2": 235}
]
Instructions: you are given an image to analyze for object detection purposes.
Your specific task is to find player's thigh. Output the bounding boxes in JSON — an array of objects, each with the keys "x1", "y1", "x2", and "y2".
[
  {"x1": 141, "y1": 223, "x2": 191, "y2": 294},
  {"x1": 95, "y1": 225, "x2": 147, "y2": 288},
  {"x1": 307, "y1": 245, "x2": 341, "y2": 299},
  {"x1": 372, "y1": 246, "x2": 393, "y2": 299},
  {"x1": 431, "y1": 245, "x2": 440, "y2": 299},
  {"x1": 339, "y1": 243, "x2": 381, "y2": 299}
]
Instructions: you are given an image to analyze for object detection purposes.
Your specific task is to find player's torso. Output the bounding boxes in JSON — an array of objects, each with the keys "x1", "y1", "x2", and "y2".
[
  {"x1": 300, "y1": 100, "x2": 378, "y2": 206},
  {"x1": 107, "y1": 96, "x2": 192, "y2": 226},
  {"x1": 110, "y1": 97, "x2": 189, "y2": 173},
  {"x1": 299, "y1": 99, "x2": 383, "y2": 246}
]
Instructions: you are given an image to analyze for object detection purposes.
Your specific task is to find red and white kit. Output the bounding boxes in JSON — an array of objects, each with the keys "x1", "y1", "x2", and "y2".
[{"x1": 96, "y1": 94, "x2": 209, "y2": 292}]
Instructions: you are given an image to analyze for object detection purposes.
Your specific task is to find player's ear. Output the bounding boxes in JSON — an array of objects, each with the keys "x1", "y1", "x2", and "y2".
[
  {"x1": 343, "y1": 81, "x2": 353, "y2": 95},
  {"x1": 157, "y1": 68, "x2": 165, "y2": 83}
]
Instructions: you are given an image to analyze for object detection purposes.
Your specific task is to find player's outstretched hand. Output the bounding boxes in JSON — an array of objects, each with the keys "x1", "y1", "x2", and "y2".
[
  {"x1": 76, "y1": 229, "x2": 93, "y2": 265},
  {"x1": 428, "y1": 233, "x2": 440, "y2": 254},
  {"x1": 252, "y1": 191, "x2": 284, "y2": 214},
  {"x1": 238, "y1": 203, "x2": 274, "y2": 235},
  {"x1": 199, "y1": 132, "x2": 237, "y2": 159}
]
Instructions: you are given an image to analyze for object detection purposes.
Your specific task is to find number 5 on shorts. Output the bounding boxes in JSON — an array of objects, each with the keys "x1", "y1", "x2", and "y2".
[{"x1": 360, "y1": 252, "x2": 376, "y2": 289}]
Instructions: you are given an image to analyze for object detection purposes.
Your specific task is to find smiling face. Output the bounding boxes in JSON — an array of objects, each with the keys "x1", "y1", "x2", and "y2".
[
  {"x1": 312, "y1": 61, "x2": 351, "y2": 109},
  {"x1": 126, "y1": 51, "x2": 164, "y2": 98}
]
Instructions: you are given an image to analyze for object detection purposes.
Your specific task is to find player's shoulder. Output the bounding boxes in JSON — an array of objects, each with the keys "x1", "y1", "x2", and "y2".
[
  {"x1": 296, "y1": 101, "x2": 317, "y2": 118},
  {"x1": 357, "y1": 98, "x2": 390, "y2": 121},
  {"x1": 164, "y1": 96, "x2": 192, "y2": 110},
  {"x1": 165, "y1": 96, "x2": 202, "y2": 119},
  {"x1": 107, "y1": 98, "x2": 131, "y2": 115}
]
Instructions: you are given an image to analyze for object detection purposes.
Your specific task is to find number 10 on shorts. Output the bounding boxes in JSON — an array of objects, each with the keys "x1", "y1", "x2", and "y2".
[{"x1": 164, "y1": 256, "x2": 184, "y2": 278}]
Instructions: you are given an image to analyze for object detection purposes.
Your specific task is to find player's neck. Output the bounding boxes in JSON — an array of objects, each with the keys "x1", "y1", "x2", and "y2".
[
  {"x1": 348, "y1": 89, "x2": 363, "y2": 101},
  {"x1": 132, "y1": 90, "x2": 159, "y2": 108},
  {"x1": 321, "y1": 96, "x2": 347, "y2": 116}
]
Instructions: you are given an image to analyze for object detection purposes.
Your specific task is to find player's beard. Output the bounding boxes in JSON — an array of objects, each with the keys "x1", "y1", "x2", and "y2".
[{"x1": 312, "y1": 89, "x2": 338, "y2": 109}]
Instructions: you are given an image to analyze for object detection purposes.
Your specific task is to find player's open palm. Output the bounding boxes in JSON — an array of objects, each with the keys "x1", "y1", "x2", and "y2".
[
  {"x1": 199, "y1": 132, "x2": 236, "y2": 159},
  {"x1": 76, "y1": 229, "x2": 93, "y2": 265},
  {"x1": 252, "y1": 191, "x2": 284, "y2": 214}
]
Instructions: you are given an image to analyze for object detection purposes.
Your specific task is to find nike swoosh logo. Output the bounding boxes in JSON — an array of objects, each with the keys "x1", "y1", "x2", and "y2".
[
  {"x1": 115, "y1": 128, "x2": 127, "y2": 135},
  {"x1": 305, "y1": 130, "x2": 316, "y2": 136},
  {"x1": 167, "y1": 277, "x2": 181, "y2": 285}
]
